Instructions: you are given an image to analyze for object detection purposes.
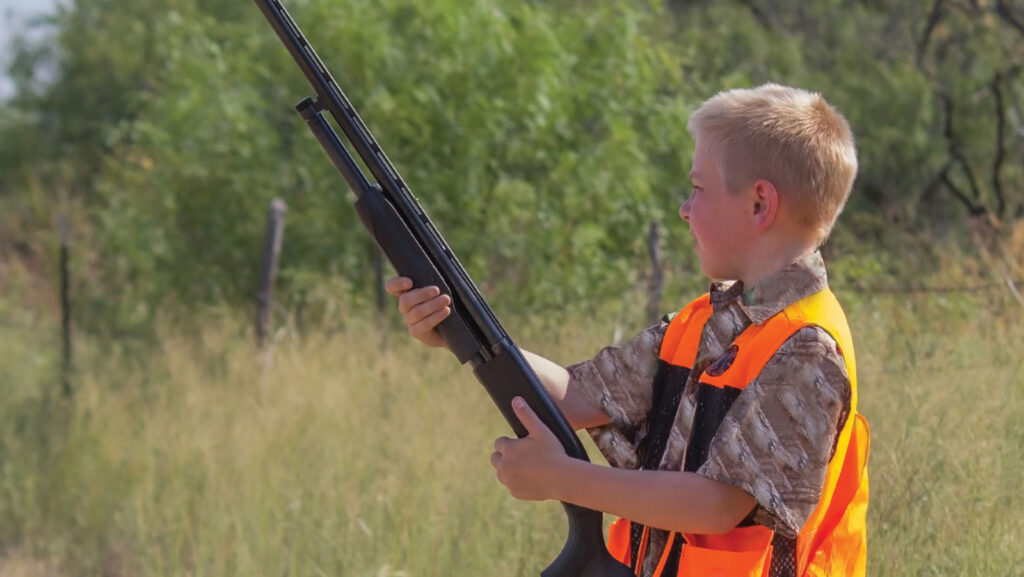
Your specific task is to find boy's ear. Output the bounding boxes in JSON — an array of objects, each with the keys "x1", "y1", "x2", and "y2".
[{"x1": 750, "y1": 179, "x2": 779, "y2": 231}]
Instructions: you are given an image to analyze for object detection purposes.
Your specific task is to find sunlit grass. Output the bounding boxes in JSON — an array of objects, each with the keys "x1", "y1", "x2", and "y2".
[
  {"x1": 1, "y1": 284, "x2": 1022, "y2": 576},
  {"x1": 846, "y1": 288, "x2": 1024, "y2": 576}
]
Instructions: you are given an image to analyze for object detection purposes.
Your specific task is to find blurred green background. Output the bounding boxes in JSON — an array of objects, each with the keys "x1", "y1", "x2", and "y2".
[
  {"x1": 1, "y1": 0, "x2": 1022, "y2": 575},
  {"x1": 2, "y1": 0, "x2": 1021, "y2": 331}
]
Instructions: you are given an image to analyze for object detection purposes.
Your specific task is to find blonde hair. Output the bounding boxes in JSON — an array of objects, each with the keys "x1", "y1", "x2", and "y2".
[{"x1": 687, "y1": 83, "x2": 858, "y2": 241}]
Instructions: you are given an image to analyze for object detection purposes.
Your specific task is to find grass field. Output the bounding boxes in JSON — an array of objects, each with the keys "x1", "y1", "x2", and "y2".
[{"x1": 1, "y1": 277, "x2": 1022, "y2": 576}]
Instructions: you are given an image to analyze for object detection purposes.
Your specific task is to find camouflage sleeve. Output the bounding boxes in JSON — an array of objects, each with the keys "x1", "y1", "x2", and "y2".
[
  {"x1": 697, "y1": 326, "x2": 852, "y2": 538},
  {"x1": 566, "y1": 321, "x2": 668, "y2": 470}
]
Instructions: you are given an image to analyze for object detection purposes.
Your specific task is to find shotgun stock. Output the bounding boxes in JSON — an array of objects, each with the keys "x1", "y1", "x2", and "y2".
[{"x1": 253, "y1": 2, "x2": 633, "y2": 576}]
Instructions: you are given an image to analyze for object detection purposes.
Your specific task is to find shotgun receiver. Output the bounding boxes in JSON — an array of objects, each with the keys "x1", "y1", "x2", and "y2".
[{"x1": 253, "y1": 2, "x2": 633, "y2": 576}]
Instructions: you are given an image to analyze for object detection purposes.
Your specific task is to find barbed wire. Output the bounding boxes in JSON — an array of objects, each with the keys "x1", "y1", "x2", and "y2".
[
  {"x1": 860, "y1": 357, "x2": 1024, "y2": 380},
  {"x1": 836, "y1": 279, "x2": 1024, "y2": 295},
  {"x1": 0, "y1": 319, "x2": 150, "y2": 342},
  {"x1": 0, "y1": 320, "x2": 56, "y2": 335},
  {"x1": 2, "y1": 270, "x2": 1021, "y2": 350}
]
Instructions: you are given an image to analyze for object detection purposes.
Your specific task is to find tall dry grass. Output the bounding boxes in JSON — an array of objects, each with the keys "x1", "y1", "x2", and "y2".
[{"x1": 1, "y1": 257, "x2": 1022, "y2": 576}]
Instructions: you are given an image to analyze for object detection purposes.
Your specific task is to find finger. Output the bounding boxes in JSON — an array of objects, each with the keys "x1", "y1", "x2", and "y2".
[
  {"x1": 397, "y1": 286, "x2": 441, "y2": 314},
  {"x1": 494, "y1": 436, "x2": 514, "y2": 454},
  {"x1": 384, "y1": 276, "x2": 413, "y2": 296},
  {"x1": 408, "y1": 305, "x2": 451, "y2": 339},
  {"x1": 490, "y1": 451, "x2": 502, "y2": 469},
  {"x1": 512, "y1": 397, "x2": 552, "y2": 438},
  {"x1": 511, "y1": 397, "x2": 547, "y2": 438},
  {"x1": 405, "y1": 294, "x2": 451, "y2": 329}
]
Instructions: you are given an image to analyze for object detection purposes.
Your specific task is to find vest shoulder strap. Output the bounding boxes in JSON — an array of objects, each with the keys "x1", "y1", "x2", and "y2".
[
  {"x1": 698, "y1": 288, "x2": 858, "y2": 406},
  {"x1": 659, "y1": 293, "x2": 712, "y2": 366}
]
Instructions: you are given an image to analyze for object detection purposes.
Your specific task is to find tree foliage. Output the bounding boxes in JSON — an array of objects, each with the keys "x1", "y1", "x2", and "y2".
[{"x1": 1, "y1": 0, "x2": 1021, "y2": 332}]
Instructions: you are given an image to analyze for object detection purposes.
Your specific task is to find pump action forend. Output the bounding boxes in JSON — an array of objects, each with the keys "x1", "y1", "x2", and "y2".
[{"x1": 253, "y1": 1, "x2": 632, "y2": 576}]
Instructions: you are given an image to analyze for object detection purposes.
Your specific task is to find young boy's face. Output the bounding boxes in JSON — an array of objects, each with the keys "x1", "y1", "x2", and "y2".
[{"x1": 680, "y1": 137, "x2": 754, "y2": 281}]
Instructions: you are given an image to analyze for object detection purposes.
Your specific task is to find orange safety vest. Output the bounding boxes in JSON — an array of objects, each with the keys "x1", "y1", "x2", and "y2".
[{"x1": 606, "y1": 288, "x2": 870, "y2": 577}]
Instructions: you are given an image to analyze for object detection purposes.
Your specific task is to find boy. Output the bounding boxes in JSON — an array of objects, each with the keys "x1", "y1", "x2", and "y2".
[{"x1": 385, "y1": 84, "x2": 869, "y2": 576}]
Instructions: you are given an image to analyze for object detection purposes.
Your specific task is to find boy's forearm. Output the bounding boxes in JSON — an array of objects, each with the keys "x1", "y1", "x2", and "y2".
[
  {"x1": 552, "y1": 459, "x2": 756, "y2": 536},
  {"x1": 521, "y1": 350, "x2": 611, "y2": 430}
]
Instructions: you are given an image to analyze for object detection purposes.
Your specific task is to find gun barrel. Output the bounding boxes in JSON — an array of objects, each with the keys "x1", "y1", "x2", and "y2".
[
  {"x1": 296, "y1": 98, "x2": 372, "y2": 197},
  {"x1": 255, "y1": 2, "x2": 634, "y2": 575},
  {"x1": 257, "y1": 0, "x2": 510, "y2": 351}
]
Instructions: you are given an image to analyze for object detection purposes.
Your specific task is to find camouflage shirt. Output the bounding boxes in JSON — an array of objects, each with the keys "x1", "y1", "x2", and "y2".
[{"x1": 568, "y1": 251, "x2": 851, "y2": 575}]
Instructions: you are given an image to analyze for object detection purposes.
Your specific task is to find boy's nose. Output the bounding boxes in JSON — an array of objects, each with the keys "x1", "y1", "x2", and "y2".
[{"x1": 679, "y1": 197, "x2": 692, "y2": 222}]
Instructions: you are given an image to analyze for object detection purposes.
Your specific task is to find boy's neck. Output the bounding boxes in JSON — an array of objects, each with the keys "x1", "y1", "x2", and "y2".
[{"x1": 735, "y1": 238, "x2": 817, "y2": 290}]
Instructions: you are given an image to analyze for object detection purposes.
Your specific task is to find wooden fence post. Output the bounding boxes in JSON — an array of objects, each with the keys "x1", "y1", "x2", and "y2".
[
  {"x1": 58, "y1": 212, "x2": 72, "y2": 398},
  {"x1": 646, "y1": 220, "x2": 664, "y2": 326},
  {"x1": 256, "y1": 198, "x2": 287, "y2": 350}
]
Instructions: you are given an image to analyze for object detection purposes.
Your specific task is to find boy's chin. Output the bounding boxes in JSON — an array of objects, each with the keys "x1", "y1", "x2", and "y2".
[
  {"x1": 699, "y1": 263, "x2": 736, "y2": 283},
  {"x1": 696, "y1": 259, "x2": 719, "y2": 279}
]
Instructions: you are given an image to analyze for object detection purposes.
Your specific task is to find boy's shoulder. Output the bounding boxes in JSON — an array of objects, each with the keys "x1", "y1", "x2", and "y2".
[{"x1": 735, "y1": 252, "x2": 850, "y2": 374}]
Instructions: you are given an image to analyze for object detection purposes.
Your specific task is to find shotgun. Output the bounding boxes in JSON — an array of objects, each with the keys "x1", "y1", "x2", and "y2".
[{"x1": 253, "y1": 2, "x2": 633, "y2": 576}]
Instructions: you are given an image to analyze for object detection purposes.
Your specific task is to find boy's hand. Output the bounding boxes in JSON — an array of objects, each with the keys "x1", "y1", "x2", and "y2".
[
  {"x1": 490, "y1": 397, "x2": 569, "y2": 501},
  {"x1": 384, "y1": 276, "x2": 452, "y2": 348}
]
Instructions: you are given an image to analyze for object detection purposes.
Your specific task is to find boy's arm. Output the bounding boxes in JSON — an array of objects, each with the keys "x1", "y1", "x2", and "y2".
[
  {"x1": 493, "y1": 328, "x2": 850, "y2": 537},
  {"x1": 696, "y1": 326, "x2": 851, "y2": 538},
  {"x1": 493, "y1": 397, "x2": 756, "y2": 535},
  {"x1": 557, "y1": 461, "x2": 756, "y2": 536},
  {"x1": 520, "y1": 349, "x2": 611, "y2": 430},
  {"x1": 385, "y1": 276, "x2": 610, "y2": 430}
]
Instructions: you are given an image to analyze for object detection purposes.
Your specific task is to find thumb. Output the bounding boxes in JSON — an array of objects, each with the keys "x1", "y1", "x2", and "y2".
[{"x1": 512, "y1": 397, "x2": 550, "y2": 438}]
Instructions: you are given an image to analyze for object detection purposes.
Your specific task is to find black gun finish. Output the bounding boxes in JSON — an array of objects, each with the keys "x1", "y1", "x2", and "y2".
[{"x1": 254, "y1": 2, "x2": 634, "y2": 576}]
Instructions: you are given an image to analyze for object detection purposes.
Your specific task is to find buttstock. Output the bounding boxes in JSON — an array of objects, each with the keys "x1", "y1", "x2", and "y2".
[
  {"x1": 543, "y1": 504, "x2": 635, "y2": 577},
  {"x1": 472, "y1": 340, "x2": 633, "y2": 577}
]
